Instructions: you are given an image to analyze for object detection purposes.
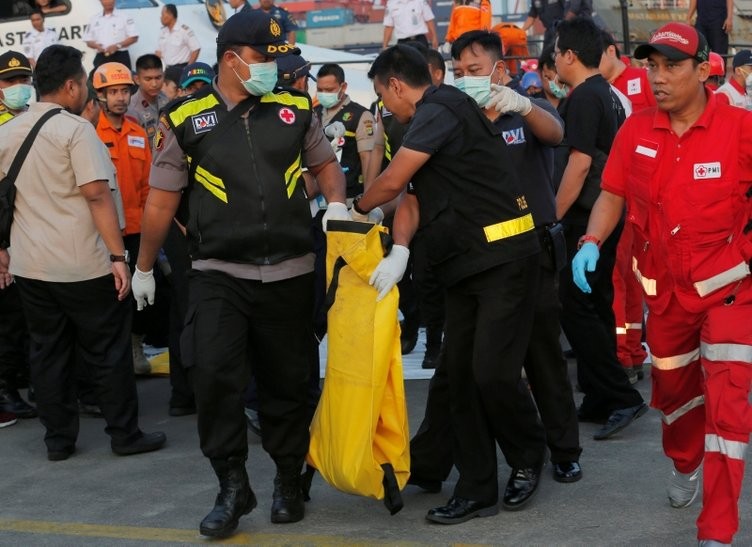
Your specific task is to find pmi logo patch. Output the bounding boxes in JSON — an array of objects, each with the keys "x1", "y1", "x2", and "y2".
[
  {"x1": 693, "y1": 162, "x2": 721, "y2": 180},
  {"x1": 191, "y1": 112, "x2": 218, "y2": 134}
]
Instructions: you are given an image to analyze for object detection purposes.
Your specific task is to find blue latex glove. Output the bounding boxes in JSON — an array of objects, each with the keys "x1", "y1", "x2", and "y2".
[{"x1": 572, "y1": 242, "x2": 599, "y2": 294}]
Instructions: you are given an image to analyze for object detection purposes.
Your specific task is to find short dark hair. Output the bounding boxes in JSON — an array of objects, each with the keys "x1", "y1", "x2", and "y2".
[
  {"x1": 539, "y1": 43, "x2": 556, "y2": 71},
  {"x1": 556, "y1": 18, "x2": 603, "y2": 69},
  {"x1": 135, "y1": 54, "x2": 163, "y2": 72},
  {"x1": 35, "y1": 45, "x2": 84, "y2": 96},
  {"x1": 317, "y1": 63, "x2": 345, "y2": 84},
  {"x1": 367, "y1": 45, "x2": 432, "y2": 88},
  {"x1": 400, "y1": 40, "x2": 429, "y2": 59},
  {"x1": 30, "y1": 9, "x2": 43, "y2": 18},
  {"x1": 216, "y1": 43, "x2": 242, "y2": 64},
  {"x1": 164, "y1": 3, "x2": 177, "y2": 19},
  {"x1": 599, "y1": 28, "x2": 621, "y2": 57},
  {"x1": 164, "y1": 65, "x2": 182, "y2": 86},
  {"x1": 426, "y1": 49, "x2": 445, "y2": 78},
  {"x1": 451, "y1": 30, "x2": 502, "y2": 62}
]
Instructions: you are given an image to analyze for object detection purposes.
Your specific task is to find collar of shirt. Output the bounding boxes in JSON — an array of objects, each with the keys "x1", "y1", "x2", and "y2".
[{"x1": 653, "y1": 86, "x2": 716, "y2": 132}]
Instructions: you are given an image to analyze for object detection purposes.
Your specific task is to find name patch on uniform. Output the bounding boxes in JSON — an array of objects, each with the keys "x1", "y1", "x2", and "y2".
[
  {"x1": 635, "y1": 144, "x2": 657, "y2": 158},
  {"x1": 627, "y1": 78, "x2": 641, "y2": 96},
  {"x1": 693, "y1": 162, "x2": 721, "y2": 179},
  {"x1": 191, "y1": 112, "x2": 218, "y2": 134},
  {"x1": 279, "y1": 107, "x2": 296, "y2": 124},
  {"x1": 502, "y1": 127, "x2": 526, "y2": 145},
  {"x1": 127, "y1": 135, "x2": 145, "y2": 149}
]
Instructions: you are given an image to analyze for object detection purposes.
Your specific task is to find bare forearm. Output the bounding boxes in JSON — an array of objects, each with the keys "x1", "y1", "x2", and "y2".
[
  {"x1": 585, "y1": 191, "x2": 625, "y2": 241},
  {"x1": 523, "y1": 104, "x2": 563, "y2": 146},
  {"x1": 383, "y1": 26, "x2": 394, "y2": 49},
  {"x1": 555, "y1": 153, "x2": 591, "y2": 219},
  {"x1": 137, "y1": 189, "x2": 181, "y2": 271},
  {"x1": 310, "y1": 159, "x2": 346, "y2": 203},
  {"x1": 392, "y1": 194, "x2": 419, "y2": 246},
  {"x1": 188, "y1": 49, "x2": 200, "y2": 64}
]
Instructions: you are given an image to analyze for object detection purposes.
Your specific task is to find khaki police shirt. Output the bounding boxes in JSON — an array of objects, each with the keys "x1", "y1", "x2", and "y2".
[
  {"x1": 0, "y1": 103, "x2": 115, "y2": 282},
  {"x1": 128, "y1": 89, "x2": 170, "y2": 150},
  {"x1": 149, "y1": 83, "x2": 336, "y2": 282}
]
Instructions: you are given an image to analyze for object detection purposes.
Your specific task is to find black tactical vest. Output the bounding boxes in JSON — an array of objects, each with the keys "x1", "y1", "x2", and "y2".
[
  {"x1": 316, "y1": 99, "x2": 369, "y2": 197},
  {"x1": 166, "y1": 86, "x2": 313, "y2": 265}
]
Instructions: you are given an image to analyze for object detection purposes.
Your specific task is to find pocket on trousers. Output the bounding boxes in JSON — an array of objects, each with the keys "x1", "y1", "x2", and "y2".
[{"x1": 709, "y1": 365, "x2": 752, "y2": 435}]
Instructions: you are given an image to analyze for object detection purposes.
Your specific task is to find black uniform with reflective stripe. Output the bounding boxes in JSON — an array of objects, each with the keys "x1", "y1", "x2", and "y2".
[
  {"x1": 316, "y1": 100, "x2": 367, "y2": 197},
  {"x1": 409, "y1": 85, "x2": 539, "y2": 286},
  {"x1": 166, "y1": 86, "x2": 313, "y2": 265},
  {"x1": 371, "y1": 99, "x2": 405, "y2": 171}
]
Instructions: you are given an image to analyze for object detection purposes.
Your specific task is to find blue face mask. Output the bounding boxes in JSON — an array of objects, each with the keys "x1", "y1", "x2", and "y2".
[
  {"x1": 317, "y1": 87, "x2": 342, "y2": 109},
  {"x1": 454, "y1": 68, "x2": 494, "y2": 107},
  {"x1": 232, "y1": 53, "x2": 277, "y2": 96},
  {"x1": 548, "y1": 79, "x2": 569, "y2": 99},
  {"x1": 1, "y1": 83, "x2": 33, "y2": 110}
]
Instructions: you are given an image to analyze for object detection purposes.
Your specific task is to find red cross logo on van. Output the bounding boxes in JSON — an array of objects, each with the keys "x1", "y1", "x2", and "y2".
[{"x1": 279, "y1": 107, "x2": 296, "y2": 125}]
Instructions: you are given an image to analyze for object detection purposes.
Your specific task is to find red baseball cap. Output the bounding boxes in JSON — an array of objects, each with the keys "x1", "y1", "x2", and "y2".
[{"x1": 634, "y1": 22, "x2": 709, "y2": 63}]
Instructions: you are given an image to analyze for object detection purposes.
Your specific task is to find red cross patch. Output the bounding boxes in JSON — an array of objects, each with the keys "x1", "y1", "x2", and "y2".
[{"x1": 279, "y1": 107, "x2": 295, "y2": 124}]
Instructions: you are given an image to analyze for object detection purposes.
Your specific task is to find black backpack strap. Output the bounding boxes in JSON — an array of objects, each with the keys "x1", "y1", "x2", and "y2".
[{"x1": 4, "y1": 107, "x2": 62, "y2": 184}]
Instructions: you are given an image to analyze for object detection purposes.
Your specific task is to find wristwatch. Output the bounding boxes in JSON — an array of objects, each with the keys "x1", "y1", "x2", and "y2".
[{"x1": 110, "y1": 250, "x2": 130, "y2": 263}]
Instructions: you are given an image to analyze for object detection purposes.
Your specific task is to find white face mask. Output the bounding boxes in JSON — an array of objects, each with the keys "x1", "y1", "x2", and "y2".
[
  {"x1": 1, "y1": 83, "x2": 33, "y2": 110},
  {"x1": 745, "y1": 72, "x2": 752, "y2": 94}
]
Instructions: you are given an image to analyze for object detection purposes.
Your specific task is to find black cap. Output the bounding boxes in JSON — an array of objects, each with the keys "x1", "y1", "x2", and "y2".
[
  {"x1": 732, "y1": 49, "x2": 752, "y2": 69},
  {"x1": 277, "y1": 53, "x2": 315, "y2": 85},
  {"x1": 217, "y1": 11, "x2": 299, "y2": 58},
  {"x1": 0, "y1": 50, "x2": 32, "y2": 80},
  {"x1": 180, "y1": 62, "x2": 215, "y2": 88}
]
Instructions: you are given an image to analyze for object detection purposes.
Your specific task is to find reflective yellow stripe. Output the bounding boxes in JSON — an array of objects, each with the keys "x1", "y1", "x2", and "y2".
[
  {"x1": 632, "y1": 257, "x2": 657, "y2": 296},
  {"x1": 344, "y1": 130, "x2": 356, "y2": 137},
  {"x1": 693, "y1": 261, "x2": 750, "y2": 297},
  {"x1": 652, "y1": 348, "x2": 700, "y2": 371},
  {"x1": 260, "y1": 92, "x2": 310, "y2": 110},
  {"x1": 661, "y1": 395, "x2": 704, "y2": 425},
  {"x1": 186, "y1": 154, "x2": 227, "y2": 203},
  {"x1": 702, "y1": 342, "x2": 752, "y2": 364},
  {"x1": 384, "y1": 136, "x2": 392, "y2": 161},
  {"x1": 284, "y1": 153, "x2": 303, "y2": 198},
  {"x1": 0, "y1": 111, "x2": 14, "y2": 126},
  {"x1": 169, "y1": 95, "x2": 220, "y2": 127},
  {"x1": 483, "y1": 213, "x2": 534, "y2": 243},
  {"x1": 706, "y1": 433, "x2": 747, "y2": 460}
]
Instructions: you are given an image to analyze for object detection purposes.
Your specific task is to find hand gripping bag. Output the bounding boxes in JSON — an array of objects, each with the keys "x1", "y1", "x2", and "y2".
[{"x1": 306, "y1": 220, "x2": 410, "y2": 514}]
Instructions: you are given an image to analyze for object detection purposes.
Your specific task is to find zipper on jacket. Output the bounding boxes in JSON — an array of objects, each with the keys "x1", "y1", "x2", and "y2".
[{"x1": 244, "y1": 117, "x2": 271, "y2": 264}]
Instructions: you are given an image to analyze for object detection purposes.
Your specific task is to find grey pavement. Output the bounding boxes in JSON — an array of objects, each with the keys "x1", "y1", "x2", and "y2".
[{"x1": 1, "y1": 358, "x2": 751, "y2": 546}]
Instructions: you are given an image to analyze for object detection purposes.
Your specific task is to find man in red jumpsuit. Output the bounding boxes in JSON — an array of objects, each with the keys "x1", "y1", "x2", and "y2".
[{"x1": 572, "y1": 22, "x2": 752, "y2": 546}]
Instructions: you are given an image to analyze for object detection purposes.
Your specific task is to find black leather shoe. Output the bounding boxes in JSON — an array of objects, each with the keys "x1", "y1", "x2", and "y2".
[
  {"x1": 111, "y1": 431, "x2": 166, "y2": 456},
  {"x1": 593, "y1": 403, "x2": 648, "y2": 441},
  {"x1": 552, "y1": 461, "x2": 582, "y2": 483},
  {"x1": 503, "y1": 465, "x2": 542, "y2": 510},
  {"x1": 200, "y1": 458, "x2": 257, "y2": 538},
  {"x1": 407, "y1": 475, "x2": 442, "y2": 493},
  {"x1": 47, "y1": 446, "x2": 75, "y2": 461},
  {"x1": 0, "y1": 387, "x2": 37, "y2": 419},
  {"x1": 271, "y1": 473, "x2": 305, "y2": 524},
  {"x1": 400, "y1": 328, "x2": 419, "y2": 355},
  {"x1": 426, "y1": 496, "x2": 498, "y2": 524}
]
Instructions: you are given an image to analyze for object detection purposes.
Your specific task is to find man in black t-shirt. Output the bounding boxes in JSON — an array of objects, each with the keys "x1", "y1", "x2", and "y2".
[
  {"x1": 354, "y1": 45, "x2": 546, "y2": 524},
  {"x1": 553, "y1": 18, "x2": 646, "y2": 441}
]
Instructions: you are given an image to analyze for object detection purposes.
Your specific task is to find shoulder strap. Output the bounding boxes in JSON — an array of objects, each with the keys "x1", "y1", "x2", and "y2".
[
  {"x1": 188, "y1": 94, "x2": 257, "y2": 182},
  {"x1": 4, "y1": 108, "x2": 62, "y2": 186}
]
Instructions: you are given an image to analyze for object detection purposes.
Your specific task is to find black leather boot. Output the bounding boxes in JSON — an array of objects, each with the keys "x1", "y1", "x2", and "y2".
[
  {"x1": 271, "y1": 471, "x2": 305, "y2": 524},
  {"x1": 421, "y1": 327, "x2": 443, "y2": 369},
  {"x1": 199, "y1": 457, "x2": 257, "y2": 538}
]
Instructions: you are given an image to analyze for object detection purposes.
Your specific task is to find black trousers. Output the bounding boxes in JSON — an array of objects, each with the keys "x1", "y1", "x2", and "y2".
[
  {"x1": 161, "y1": 223, "x2": 194, "y2": 408},
  {"x1": 410, "y1": 245, "x2": 581, "y2": 482},
  {"x1": 0, "y1": 283, "x2": 28, "y2": 390},
  {"x1": 183, "y1": 270, "x2": 313, "y2": 472},
  {"x1": 412, "y1": 231, "x2": 444, "y2": 331},
  {"x1": 445, "y1": 257, "x2": 546, "y2": 503},
  {"x1": 695, "y1": 18, "x2": 729, "y2": 55},
  {"x1": 559, "y1": 222, "x2": 644, "y2": 416},
  {"x1": 14, "y1": 275, "x2": 140, "y2": 452},
  {"x1": 93, "y1": 50, "x2": 132, "y2": 70}
]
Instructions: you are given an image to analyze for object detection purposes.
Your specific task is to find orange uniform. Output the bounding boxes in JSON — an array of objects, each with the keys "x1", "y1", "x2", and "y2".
[
  {"x1": 445, "y1": 0, "x2": 491, "y2": 43},
  {"x1": 96, "y1": 111, "x2": 151, "y2": 235}
]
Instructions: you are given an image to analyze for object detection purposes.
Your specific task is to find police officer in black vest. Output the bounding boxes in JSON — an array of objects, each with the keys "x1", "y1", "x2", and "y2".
[
  {"x1": 133, "y1": 11, "x2": 348, "y2": 538},
  {"x1": 354, "y1": 45, "x2": 546, "y2": 524}
]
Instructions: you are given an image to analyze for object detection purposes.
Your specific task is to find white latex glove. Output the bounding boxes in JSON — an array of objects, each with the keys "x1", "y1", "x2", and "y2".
[
  {"x1": 369, "y1": 244, "x2": 409, "y2": 301},
  {"x1": 487, "y1": 84, "x2": 533, "y2": 115},
  {"x1": 439, "y1": 42, "x2": 452, "y2": 55},
  {"x1": 324, "y1": 121, "x2": 346, "y2": 140},
  {"x1": 132, "y1": 267, "x2": 155, "y2": 311},
  {"x1": 321, "y1": 201, "x2": 351, "y2": 232},
  {"x1": 350, "y1": 206, "x2": 385, "y2": 225}
]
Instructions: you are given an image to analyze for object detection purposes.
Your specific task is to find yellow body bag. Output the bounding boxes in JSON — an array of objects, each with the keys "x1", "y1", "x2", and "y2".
[{"x1": 306, "y1": 221, "x2": 410, "y2": 514}]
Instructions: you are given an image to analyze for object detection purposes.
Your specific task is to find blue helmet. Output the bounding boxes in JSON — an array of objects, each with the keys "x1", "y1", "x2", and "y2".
[{"x1": 520, "y1": 71, "x2": 542, "y2": 91}]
